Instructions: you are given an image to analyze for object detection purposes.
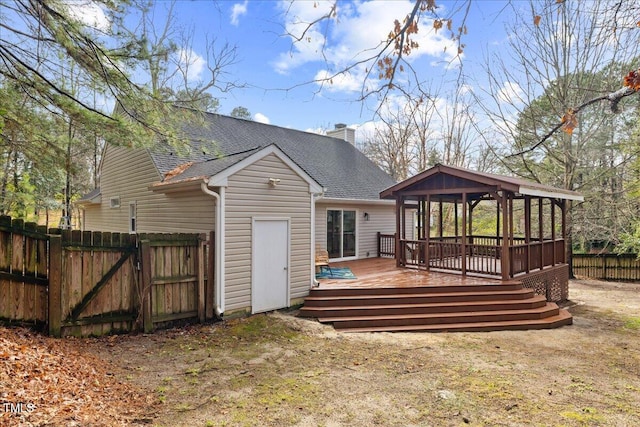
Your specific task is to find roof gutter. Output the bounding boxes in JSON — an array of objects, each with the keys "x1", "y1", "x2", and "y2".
[
  {"x1": 316, "y1": 197, "x2": 395, "y2": 205},
  {"x1": 201, "y1": 181, "x2": 225, "y2": 318},
  {"x1": 518, "y1": 186, "x2": 584, "y2": 202}
]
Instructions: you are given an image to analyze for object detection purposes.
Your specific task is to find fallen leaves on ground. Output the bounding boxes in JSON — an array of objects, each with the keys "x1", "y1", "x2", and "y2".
[{"x1": 0, "y1": 326, "x2": 156, "y2": 426}]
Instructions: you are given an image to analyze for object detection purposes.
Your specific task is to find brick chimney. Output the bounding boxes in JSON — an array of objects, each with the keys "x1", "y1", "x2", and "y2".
[{"x1": 326, "y1": 123, "x2": 356, "y2": 145}]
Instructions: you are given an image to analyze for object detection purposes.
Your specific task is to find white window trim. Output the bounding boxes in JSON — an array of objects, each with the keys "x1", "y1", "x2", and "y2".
[
  {"x1": 129, "y1": 202, "x2": 137, "y2": 234},
  {"x1": 110, "y1": 196, "x2": 121, "y2": 209},
  {"x1": 326, "y1": 207, "x2": 358, "y2": 261}
]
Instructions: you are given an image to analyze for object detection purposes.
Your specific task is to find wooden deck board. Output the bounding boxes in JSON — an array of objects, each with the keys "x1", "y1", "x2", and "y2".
[
  {"x1": 306, "y1": 258, "x2": 572, "y2": 332},
  {"x1": 318, "y1": 257, "x2": 504, "y2": 289}
]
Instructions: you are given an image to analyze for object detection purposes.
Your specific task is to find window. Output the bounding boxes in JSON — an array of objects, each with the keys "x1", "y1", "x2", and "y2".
[
  {"x1": 326, "y1": 209, "x2": 356, "y2": 259},
  {"x1": 129, "y1": 202, "x2": 137, "y2": 234},
  {"x1": 109, "y1": 196, "x2": 121, "y2": 208}
]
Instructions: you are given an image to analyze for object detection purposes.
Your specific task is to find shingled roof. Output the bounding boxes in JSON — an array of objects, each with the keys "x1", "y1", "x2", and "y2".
[{"x1": 149, "y1": 112, "x2": 396, "y2": 200}]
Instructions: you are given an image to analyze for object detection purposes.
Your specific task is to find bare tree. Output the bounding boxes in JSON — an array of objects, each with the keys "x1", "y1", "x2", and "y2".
[
  {"x1": 474, "y1": 0, "x2": 640, "y2": 254},
  {"x1": 361, "y1": 101, "x2": 417, "y2": 181},
  {"x1": 120, "y1": 1, "x2": 241, "y2": 108},
  {"x1": 279, "y1": 0, "x2": 471, "y2": 111}
]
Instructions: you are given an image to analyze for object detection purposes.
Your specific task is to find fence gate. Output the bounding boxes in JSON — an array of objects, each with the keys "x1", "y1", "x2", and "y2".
[
  {"x1": 139, "y1": 233, "x2": 207, "y2": 332},
  {"x1": 1, "y1": 215, "x2": 212, "y2": 337},
  {"x1": 48, "y1": 231, "x2": 138, "y2": 337}
]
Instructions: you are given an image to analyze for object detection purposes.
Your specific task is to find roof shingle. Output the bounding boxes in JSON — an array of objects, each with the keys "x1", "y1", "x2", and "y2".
[{"x1": 150, "y1": 112, "x2": 396, "y2": 200}]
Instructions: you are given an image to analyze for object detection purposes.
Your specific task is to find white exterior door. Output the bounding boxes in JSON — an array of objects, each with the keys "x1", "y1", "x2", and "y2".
[{"x1": 252, "y1": 218, "x2": 290, "y2": 313}]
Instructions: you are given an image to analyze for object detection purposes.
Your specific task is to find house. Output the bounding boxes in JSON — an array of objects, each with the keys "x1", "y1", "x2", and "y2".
[{"x1": 77, "y1": 113, "x2": 397, "y2": 317}]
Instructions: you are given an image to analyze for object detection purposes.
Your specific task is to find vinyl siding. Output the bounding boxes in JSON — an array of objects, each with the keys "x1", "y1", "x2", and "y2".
[
  {"x1": 83, "y1": 145, "x2": 215, "y2": 234},
  {"x1": 315, "y1": 202, "x2": 396, "y2": 259},
  {"x1": 224, "y1": 153, "x2": 313, "y2": 311}
]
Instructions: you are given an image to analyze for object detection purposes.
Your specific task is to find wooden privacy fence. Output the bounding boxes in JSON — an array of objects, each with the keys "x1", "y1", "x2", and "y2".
[
  {"x1": 0, "y1": 218, "x2": 49, "y2": 327},
  {"x1": 0, "y1": 215, "x2": 215, "y2": 337},
  {"x1": 573, "y1": 253, "x2": 640, "y2": 281}
]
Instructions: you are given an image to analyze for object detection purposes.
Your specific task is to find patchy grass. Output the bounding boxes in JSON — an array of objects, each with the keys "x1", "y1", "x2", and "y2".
[
  {"x1": 67, "y1": 281, "x2": 640, "y2": 426},
  {"x1": 623, "y1": 316, "x2": 640, "y2": 330}
]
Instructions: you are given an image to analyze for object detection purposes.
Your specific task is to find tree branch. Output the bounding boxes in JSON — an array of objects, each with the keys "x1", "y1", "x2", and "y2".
[{"x1": 507, "y1": 86, "x2": 637, "y2": 158}]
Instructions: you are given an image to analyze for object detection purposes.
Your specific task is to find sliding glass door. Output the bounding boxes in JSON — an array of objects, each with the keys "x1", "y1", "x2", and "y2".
[{"x1": 327, "y1": 209, "x2": 356, "y2": 259}]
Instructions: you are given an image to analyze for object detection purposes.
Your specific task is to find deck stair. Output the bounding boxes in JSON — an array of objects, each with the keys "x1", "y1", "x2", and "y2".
[{"x1": 299, "y1": 282, "x2": 572, "y2": 332}]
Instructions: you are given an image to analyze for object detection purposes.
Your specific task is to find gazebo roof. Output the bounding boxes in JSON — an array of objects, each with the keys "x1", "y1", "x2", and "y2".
[{"x1": 380, "y1": 164, "x2": 584, "y2": 201}]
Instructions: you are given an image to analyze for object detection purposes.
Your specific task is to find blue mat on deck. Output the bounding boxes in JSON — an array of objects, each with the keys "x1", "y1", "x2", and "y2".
[{"x1": 316, "y1": 267, "x2": 356, "y2": 280}]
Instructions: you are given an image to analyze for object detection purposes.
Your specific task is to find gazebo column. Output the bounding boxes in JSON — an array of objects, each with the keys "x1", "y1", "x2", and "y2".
[
  {"x1": 509, "y1": 193, "x2": 514, "y2": 276},
  {"x1": 551, "y1": 199, "x2": 556, "y2": 266},
  {"x1": 426, "y1": 195, "x2": 431, "y2": 270},
  {"x1": 416, "y1": 197, "x2": 422, "y2": 240},
  {"x1": 454, "y1": 199, "x2": 459, "y2": 238},
  {"x1": 496, "y1": 200, "x2": 501, "y2": 246},
  {"x1": 500, "y1": 192, "x2": 510, "y2": 280},
  {"x1": 438, "y1": 199, "x2": 443, "y2": 240},
  {"x1": 461, "y1": 192, "x2": 467, "y2": 276},
  {"x1": 524, "y1": 196, "x2": 531, "y2": 273},
  {"x1": 538, "y1": 198, "x2": 544, "y2": 270},
  {"x1": 395, "y1": 196, "x2": 402, "y2": 267},
  {"x1": 561, "y1": 199, "x2": 567, "y2": 264}
]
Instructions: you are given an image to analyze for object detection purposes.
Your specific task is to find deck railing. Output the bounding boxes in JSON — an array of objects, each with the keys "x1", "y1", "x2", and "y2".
[
  {"x1": 377, "y1": 233, "x2": 396, "y2": 258},
  {"x1": 380, "y1": 233, "x2": 565, "y2": 278}
]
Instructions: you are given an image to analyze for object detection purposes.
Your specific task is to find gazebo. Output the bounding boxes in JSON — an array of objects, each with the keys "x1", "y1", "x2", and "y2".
[{"x1": 380, "y1": 164, "x2": 583, "y2": 302}]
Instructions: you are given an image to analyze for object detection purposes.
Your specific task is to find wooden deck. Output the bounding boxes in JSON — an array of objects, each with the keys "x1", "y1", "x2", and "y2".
[
  {"x1": 303, "y1": 257, "x2": 573, "y2": 332},
  {"x1": 318, "y1": 257, "x2": 503, "y2": 289}
]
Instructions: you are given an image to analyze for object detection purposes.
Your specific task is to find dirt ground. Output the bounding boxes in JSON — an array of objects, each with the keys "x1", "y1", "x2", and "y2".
[{"x1": 4, "y1": 278, "x2": 640, "y2": 426}]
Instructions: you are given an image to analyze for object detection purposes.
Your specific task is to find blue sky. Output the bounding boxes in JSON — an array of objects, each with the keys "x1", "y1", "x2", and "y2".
[
  {"x1": 139, "y1": 0, "x2": 516, "y2": 133},
  {"x1": 63, "y1": 0, "x2": 526, "y2": 142}
]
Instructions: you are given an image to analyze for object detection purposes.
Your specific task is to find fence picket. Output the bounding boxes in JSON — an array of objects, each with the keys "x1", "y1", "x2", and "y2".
[
  {"x1": 49, "y1": 236, "x2": 62, "y2": 337},
  {"x1": 1, "y1": 215, "x2": 212, "y2": 337},
  {"x1": 573, "y1": 254, "x2": 640, "y2": 281}
]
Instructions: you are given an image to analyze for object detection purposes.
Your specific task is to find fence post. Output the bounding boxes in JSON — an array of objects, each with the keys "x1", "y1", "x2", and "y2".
[
  {"x1": 206, "y1": 231, "x2": 215, "y2": 320},
  {"x1": 197, "y1": 233, "x2": 206, "y2": 323},
  {"x1": 140, "y1": 239, "x2": 153, "y2": 333},
  {"x1": 48, "y1": 235, "x2": 62, "y2": 337}
]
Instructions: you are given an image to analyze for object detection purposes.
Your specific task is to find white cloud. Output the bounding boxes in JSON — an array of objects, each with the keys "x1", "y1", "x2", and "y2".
[
  {"x1": 273, "y1": 0, "x2": 460, "y2": 91},
  {"x1": 65, "y1": 0, "x2": 110, "y2": 31},
  {"x1": 176, "y1": 49, "x2": 206, "y2": 82},
  {"x1": 254, "y1": 113, "x2": 271, "y2": 124},
  {"x1": 272, "y1": 1, "x2": 334, "y2": 74},
  {"x1": 231, "y1": 1, "x2": 248, "y2": 26},
  {"x1": 313, "y1": 69, "x2": 363, "y2": 93},
  {"x1": 496, "y1": 81, "x2": 524, "y2": 106}
]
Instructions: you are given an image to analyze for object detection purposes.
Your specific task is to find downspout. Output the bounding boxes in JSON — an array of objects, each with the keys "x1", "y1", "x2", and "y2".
[{"x1": 201, "y1": 181, "x2": 225, "y2": 317}]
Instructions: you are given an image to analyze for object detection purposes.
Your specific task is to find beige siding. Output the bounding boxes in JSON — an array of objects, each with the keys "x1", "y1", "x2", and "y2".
[
  {"x1": 83, "y1": 145, "x2": 215, "y2": 234},
  {"x1": 224, "y1": 153, "x2": 313, "y2": 311},
  {"x1": 315, "y1": 202, "x2": 396, "y2": 259}
]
